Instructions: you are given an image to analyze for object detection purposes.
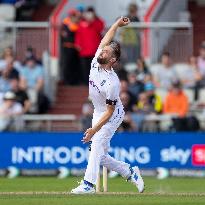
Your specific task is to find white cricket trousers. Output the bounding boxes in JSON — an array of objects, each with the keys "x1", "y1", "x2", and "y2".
[{"x1": 84, "y1": 108, "x2": 131, "y2": 185}]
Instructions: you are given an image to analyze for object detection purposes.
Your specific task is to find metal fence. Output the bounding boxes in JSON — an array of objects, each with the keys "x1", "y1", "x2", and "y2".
[
  {"x1": 118, "y1": 22, "x2": 193, "y2": 64},
  {"x1": 0, "y1": 21, "x2": 49, "y2": 61}
]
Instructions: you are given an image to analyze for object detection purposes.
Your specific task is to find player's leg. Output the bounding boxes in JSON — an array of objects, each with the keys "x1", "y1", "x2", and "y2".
[
  {"x1": 99, "y1": 116, "x2": 145, "y2": 193},
  {"x1": 100, "y1": 153, "x2": 144, "y2": 193},
  {"x1": 71, "y1": 127, "x2": 110, "y2": 194}
]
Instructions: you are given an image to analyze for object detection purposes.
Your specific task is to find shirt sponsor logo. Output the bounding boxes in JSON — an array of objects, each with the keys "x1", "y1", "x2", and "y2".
[
  {"x1": 192, "y1": 144, "x2": 205, "y2": 166},
  {"x1": 100, "y1": 80, "x2": 106, "y2": 86}
]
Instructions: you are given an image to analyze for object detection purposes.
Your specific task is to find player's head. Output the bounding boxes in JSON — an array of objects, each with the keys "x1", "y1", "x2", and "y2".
[{"x1": 97, "y1": 41, "x2": 121, "y2": 65}]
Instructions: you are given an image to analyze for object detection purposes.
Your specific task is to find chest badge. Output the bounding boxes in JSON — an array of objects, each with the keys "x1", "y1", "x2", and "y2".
[{"x1": 100, "y1": 80, "x2": 106, "y2": 86}]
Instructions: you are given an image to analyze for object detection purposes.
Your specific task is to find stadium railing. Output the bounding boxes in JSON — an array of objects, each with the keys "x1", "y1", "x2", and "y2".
[
  {"x1": 118, "y1": 21, "x2": 193, "y2": 64},
  {"x1": 0, "y1": 21, "x2": 57, "y2": 102},
  {"x1": 6, "y1": 113, "x2": 204, "y2": 132},
  {"x1": 20, "y1": 114, "x2": 79, "y2": 131}
]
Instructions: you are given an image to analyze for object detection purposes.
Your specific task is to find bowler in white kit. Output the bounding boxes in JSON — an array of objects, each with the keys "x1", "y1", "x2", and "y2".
[{"x1": 71, "y1": 17, "x2": 144, "y2": 194}]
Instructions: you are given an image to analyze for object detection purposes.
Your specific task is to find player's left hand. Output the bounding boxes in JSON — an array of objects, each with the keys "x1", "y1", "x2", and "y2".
[{"x1": 82, "y1": 128, "x2": 95, "y2": 143}]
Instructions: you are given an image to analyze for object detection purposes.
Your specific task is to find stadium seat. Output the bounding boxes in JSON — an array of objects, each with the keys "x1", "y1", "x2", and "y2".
[
  {"x1": 174, "y1": 63, "x2": 190, "y2": 80},
  {"x1": 124, "y1": 62, "x2": 136, "y2": 73},
  {"x1": 184, "y1": 88, "x2": 194, "y2": 104},
  {"x1": 149, "y1": 63, "x2": 162, "y2": 76},
  {"x1": 0, "y1": 4, "x2": 15, "y2": 21},
  {"x1": 198, "y1": 88, "x2": 205, "y2": 103},
  {"x1": 155, "y1": 88, "x2": 167, "y2": 101}
]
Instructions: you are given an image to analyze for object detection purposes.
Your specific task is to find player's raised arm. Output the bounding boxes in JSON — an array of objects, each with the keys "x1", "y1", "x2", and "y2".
[{"x1": 98, "y1": 17, "x2": 130, "y2": 49}]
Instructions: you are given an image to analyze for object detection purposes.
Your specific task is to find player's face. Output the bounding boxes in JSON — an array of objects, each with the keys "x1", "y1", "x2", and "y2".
[{"x1": 97, "y1": 46, "x2": 113, "y2": 64}]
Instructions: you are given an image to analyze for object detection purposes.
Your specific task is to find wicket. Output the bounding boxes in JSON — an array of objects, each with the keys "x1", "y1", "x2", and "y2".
[{"x1": 96, "y1": 166, "x2": 108, "y2": 192}]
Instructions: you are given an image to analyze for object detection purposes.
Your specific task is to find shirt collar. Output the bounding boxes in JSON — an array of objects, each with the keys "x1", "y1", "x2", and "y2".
[{"x1": 99, "y1": 67, "x2": 114, "y2": 74}]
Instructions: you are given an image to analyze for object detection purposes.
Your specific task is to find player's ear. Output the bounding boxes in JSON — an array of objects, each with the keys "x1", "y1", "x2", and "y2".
[{"x1": 110, "y1": 57, "x2": 117, "y2": 64}]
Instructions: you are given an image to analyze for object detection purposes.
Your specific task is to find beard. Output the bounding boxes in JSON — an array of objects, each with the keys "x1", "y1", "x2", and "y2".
[{"x1": 97, "y1": 56, "x2": 109, "y2": 64}]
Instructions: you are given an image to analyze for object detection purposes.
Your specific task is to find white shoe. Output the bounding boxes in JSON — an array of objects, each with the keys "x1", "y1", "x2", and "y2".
[
  {"x1": 128, "y1": 166, "x2": 145, "y2": 193},
  {"x1": 71, "y1": 180, "x2": 95, "y2": 194}
]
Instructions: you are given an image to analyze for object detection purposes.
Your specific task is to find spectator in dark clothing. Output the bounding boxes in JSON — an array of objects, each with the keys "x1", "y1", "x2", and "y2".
[
  {"x1": 135, "y1": 57, "x2": 150, "y2": 82},
  {"x1": 4, "y1": 58, "x2": 19, "y2": 79},
  {"x1": 75, "y1": 7, "x2": 104, "y2": 84},
  {"x1": 119, "y1": 91, "x2": 136, "y2": 131},
  {"x1": 120, "y1": 80, "x2": 136, "y2": 108},
  {"x1": 0, "y1": 58, "x2": 19, "y2": 92},
  {"x1": 127, "y1": 3, "x2": 140, "y2": 22},
  {"x1": 23, "y1": 46, "x2": 42, "y2": 65},
  {"x1": 120, "y1": 91, "x2": 132, "y2": 112},
  {"x1": 10, "y1": 77, "x2": 31, "y2": 113},
  {"x1": 127, "y1": 72, "x2": 144, "y2": 100},
  {"x1": 115, "y1": 63, "x2": 128, "y2": 81},
  {"x1": 60, "y1": 9, "x2": 81, "y2": 85},
  {"x1": 80, "y1": 100, "x2": 93, "y2": 131},
  {"x1": 15, "y1": 0, "x2": 40, "y2": 21}
]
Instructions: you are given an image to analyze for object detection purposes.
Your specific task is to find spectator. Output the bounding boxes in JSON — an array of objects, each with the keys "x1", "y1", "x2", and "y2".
[
  {"x1": 144, "y1": 82, "x2": 162, "y2": 113},
  {"x1": 163, "y1": 81, "x2": 189, "y2": 131},
  {"x1": 3, "y1": 57, "x2": 19, "y2": 79},
  {"x1": 120, "y1": 80, "x2": 136, "y2": 108},
  {"x1": 0, "y1": 58, "x2": 19, "y2": 93},
  {"x1": 119, "y1": 91, "x2": 136, "y2": 131},
  {"x1": 121, "y1": 3, "x2": 140, "y2": 63},
  {"x1": 23, "y1": 46, "x2": 41, "y2": 65},
  {"x1": 75, "y1": 6, "x2": 104, "y2": 84},
  {"x1": 0, "y1": 91, "x2": 23, "y2": 131},
  {"x1": 153, "y1": 52, "x2": 178, "y2": 90},
  {"x1": 197, "y1": 41, "x2": 205, "y2": 86},
  {"x1": 115, "y1": 63, "x2": 128, "y2": 81},
  {"x1": 179, "y1": 56, "x2": 202, "y2": 100},
  {"x1": 20, "y1": 56, "x2": 49, "y2": 113},
  {"x1": 60, "y1": 9, "x2": 81, "y2": 85},
  {"x1": 0, "y1": 47, "x2": 22, "y2": 71},
  {"x1": 120, "y1": 91, "x2": 132, "y2": 113},
  {"x1": 0, "y1": 75, "x2": 10, "y2": 93},
  {"x1": 127, "y1": 3, "x2": 140, "y2": 22},
  {"x1": 181, "y1": 56, "x2": 202, "y2": 88},
  {"x1": 76, "y1": 3, "x2": 85, "y2": 15},
  {"x1": 10, "y1": 77, "x2": 31, "y2": 113},
  {"x1": 131, "y1": 92, "x2": 155, "y2": 131},
  {"x1": 163, "y1": 81, "x2": 189, "y2": 117},
  {"x1": 135, "y1": 57, "x2": 150, "y2": 82},
  {"x1": 127, "y1": 72, "x2": 144, "y2": 100},
  {"x1": 80, "y1": 100, "x2": 93, "y2": 132}
]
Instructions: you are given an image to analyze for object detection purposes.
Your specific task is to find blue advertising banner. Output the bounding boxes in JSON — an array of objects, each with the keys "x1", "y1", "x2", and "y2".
[{"x1": 0, "y1": 132, "x2": 205, "y2": 169}]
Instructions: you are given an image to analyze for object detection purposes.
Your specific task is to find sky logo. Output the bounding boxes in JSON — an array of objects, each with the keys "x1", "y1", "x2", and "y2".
[{"x1": 192, "y1": 144, "x2": 205, "y2": 166}]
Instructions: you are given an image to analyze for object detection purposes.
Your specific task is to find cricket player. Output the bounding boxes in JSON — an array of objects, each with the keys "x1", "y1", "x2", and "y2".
[{"x1": 71, "y1": 17, "x2": 144, "y2": 194}]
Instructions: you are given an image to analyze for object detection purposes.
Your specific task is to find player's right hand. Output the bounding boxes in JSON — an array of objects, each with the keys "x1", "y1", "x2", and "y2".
[
  {"x1": 82, "y1": 128, "x2": 95, "y2": 143},
  {"x1": 116, "y1": 16, "x2": 130, "y2": 27}
]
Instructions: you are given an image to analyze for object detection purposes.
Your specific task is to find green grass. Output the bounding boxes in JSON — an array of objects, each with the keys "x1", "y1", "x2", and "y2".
[{"x1": 0, "y1": 177, "x2": 205, "y2": 205}]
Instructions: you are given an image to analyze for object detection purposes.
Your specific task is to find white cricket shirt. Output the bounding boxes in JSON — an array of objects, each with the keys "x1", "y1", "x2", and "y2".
[{"x1": 89, "y1": 48, "x2": 123, "y2": 114}]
